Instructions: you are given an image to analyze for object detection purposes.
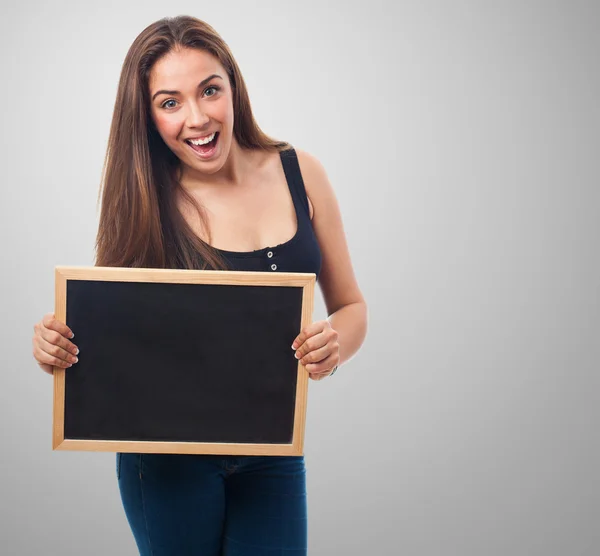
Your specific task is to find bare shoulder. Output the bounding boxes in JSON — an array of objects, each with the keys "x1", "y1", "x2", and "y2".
[
  {"x1": 294, "y1": 147, "x2": 365, "y2": 313},
  {"x1": 294, "y1": 147, "x2": 339, "y2": 231},
  {"x1": 294, "y1": 148, "x2": 326, "y2": 218},
  {"x1": 294, "y1": 147, "x2": 324, "y2": 177}
]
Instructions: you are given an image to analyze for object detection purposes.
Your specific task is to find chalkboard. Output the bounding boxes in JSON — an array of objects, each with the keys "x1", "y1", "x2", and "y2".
[{"x1": 52, "y1": 266, "x2": 315, "y2": 456}]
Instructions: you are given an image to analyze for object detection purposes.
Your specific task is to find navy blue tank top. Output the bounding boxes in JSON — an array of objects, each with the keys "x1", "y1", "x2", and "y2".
[{"x1": 213, "y1": 147, "x2": 322, "y2": 279}]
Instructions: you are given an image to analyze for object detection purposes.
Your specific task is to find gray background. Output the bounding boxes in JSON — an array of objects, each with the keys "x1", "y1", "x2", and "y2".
[{"x1": 1, "y1": 0, "x2": 598, "y2": 554}]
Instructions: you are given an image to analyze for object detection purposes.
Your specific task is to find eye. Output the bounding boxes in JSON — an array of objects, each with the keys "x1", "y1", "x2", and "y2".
[
  {"x1": 159, "y1": 85, "x2": 221, "y2": 110},
  {"x1": 204, "y1": 85, "x2": 221, "y2": 97},
  {"x1": 160, "y1": 99, "x2": 177, "y2": 110}
]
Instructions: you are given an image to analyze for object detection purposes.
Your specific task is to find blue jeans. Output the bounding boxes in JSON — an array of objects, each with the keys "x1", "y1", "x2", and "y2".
[{"x1": 117, "y1": 452, "x2": 308, "y2": 555}]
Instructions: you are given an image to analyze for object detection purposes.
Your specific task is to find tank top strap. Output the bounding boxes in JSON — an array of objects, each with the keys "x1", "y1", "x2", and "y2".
[{"x1": 279, "y1": 147, "x2": 310, "y2": 218}]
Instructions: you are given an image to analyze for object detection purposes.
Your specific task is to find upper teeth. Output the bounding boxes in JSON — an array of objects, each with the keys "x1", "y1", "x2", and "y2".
[{"x1": 188, "y1": 133, "x2": 216, "y2": 146}]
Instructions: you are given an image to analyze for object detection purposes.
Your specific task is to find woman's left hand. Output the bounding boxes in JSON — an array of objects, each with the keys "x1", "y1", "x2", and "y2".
[{"x1": 292, "y1": 320, "x2": 340, "y2": 381}]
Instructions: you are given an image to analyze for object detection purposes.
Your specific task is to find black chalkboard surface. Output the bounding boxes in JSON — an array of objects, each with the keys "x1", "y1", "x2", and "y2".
[{"x1": 52, "y1": 266, "x2": 315, "y2": 456}]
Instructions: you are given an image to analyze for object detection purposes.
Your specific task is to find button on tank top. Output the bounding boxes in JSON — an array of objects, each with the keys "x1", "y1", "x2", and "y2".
[{"x1": 213, "y1": 147, "x2": 322, "y2": 279}]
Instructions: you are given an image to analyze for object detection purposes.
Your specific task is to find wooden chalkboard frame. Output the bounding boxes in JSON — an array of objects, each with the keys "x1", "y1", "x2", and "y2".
[{"x1": 52, "y1": 266, "x2": 315, "y2": 456}]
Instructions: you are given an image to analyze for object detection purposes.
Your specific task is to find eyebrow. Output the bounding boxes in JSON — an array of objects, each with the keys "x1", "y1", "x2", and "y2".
[{"x1": 151, "y1": 74, "x2": 223, "y2": 101}]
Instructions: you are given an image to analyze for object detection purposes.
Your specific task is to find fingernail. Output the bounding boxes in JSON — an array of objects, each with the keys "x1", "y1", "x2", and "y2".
[
  {"x1": 291, "y1": 343, "x2": 297, "y2": 349},
  {"x1": 70, "y1": 333, "x2": 75, "y2": 339},
  {"x1": 74, "y1": 348, "x2": 79, "y2": 355},
  {"x1": 294, "y1": 352, "x2": 300, "y2": 359}
]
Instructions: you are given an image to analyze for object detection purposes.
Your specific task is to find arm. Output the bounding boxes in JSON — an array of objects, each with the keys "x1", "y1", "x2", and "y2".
[{"x1": 292, "y1": 149, "x2": 368, "y2": 374}]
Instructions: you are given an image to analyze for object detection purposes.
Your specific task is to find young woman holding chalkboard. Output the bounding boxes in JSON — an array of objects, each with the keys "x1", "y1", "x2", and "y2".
[{"x1": 31, "y1": 15, "x2": 367, "y2": 556}]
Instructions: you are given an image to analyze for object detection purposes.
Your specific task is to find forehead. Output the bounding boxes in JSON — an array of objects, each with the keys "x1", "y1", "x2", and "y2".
[{"x1": 149, "y1": 48, "x2": 224, "y2": 90}]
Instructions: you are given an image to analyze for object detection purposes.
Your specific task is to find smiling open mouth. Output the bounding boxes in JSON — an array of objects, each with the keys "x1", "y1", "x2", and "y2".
[{"x1": 185, "y1": 132, "x2": 219, "y2": 158}]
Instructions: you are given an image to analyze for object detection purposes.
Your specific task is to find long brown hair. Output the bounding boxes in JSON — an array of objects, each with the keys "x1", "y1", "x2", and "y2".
[{"x1": 94, "y1": 15, "x2": 292, "y2": 270}]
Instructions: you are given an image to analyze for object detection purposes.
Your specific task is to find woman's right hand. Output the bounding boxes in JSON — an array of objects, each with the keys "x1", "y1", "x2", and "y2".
[{"x1": 32, "y1": 313, "x2": 79, "y2": 375}]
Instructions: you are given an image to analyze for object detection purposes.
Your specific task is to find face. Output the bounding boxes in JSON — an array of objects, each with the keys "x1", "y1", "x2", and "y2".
[{"x1": 148, "y1": 47, "x2": 234, "y2": 175}]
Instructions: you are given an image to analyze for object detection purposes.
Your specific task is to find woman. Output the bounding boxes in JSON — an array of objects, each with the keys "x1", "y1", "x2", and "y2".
[{"x1": 31, "y1": 15, "x2": 367, "y2": 555}]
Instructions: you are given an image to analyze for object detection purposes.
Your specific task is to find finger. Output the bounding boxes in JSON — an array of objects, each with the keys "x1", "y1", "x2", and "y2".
[
  {"x1": 42, "y1": 313, "x2": 75, "y2": 340},
  {"x1": 291, "y1": 321, "x2": 328, "y2": 350},
  {"x1": 309, "y1": 368, "x2": 333, "y2": 381},
  {"x1": 294, "y1": 330, "x2": 329, "y2": 360},
  {"x1": 39, "y1": 323, "x2": 79, "y2": 357},
  {"x1": 39, "y1": 363, "x2": 54, "y2": 376},
  {"x1": 309, "y1": 364, "x2": 335, "y2": 381},
  {"x1": 36, "y1": 335, "x2": 79, "y2": 366},
  {"x1": 306, "y1": 353, "x2": 338, "y2": 375},
  {"x1": 300, "y1": 343, "x2": 331, "y2": 366},
  {"x1": 33, "y1": 343, "x2": 73, "y2": 370}
]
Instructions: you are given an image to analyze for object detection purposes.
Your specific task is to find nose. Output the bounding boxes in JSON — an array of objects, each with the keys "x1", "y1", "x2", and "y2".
[{"x1": 186, "y1": 101, "x2": 210, "y2": 128}]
